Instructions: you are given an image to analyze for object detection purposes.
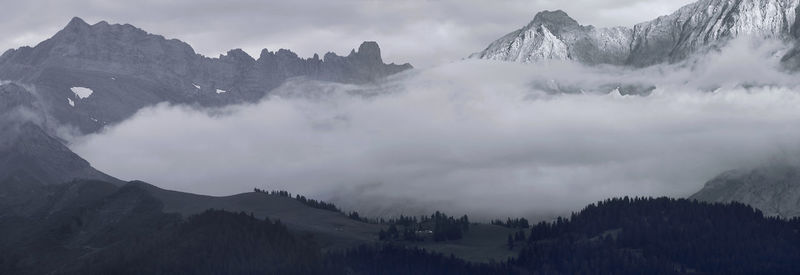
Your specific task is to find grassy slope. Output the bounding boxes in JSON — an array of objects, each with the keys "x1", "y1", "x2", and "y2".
[
  {"x1": 131, "y1": 182, "x2": 383, "y2": 250},
  {"x1": 133, "y1": 181, "x2": 520, "y2": 262},
  {"x1": 401, "y1": 224, "x2": 521, "y2": 263}
]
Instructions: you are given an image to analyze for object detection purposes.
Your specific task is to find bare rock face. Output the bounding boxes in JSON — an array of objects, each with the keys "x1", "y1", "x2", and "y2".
[
  {"x1": 473, "y1": 0, "x2": 800, "y2": 67},
  {"x1": 691, "y1": 165, "x2": 800, "y2": 218},
  {"x1": 628, "y1": 0, "x2": 799, "y2": 66},
  {"x1": 0, "y1": 17, "x2": 412, "y2": 135},
  {"x1": 471, "y1": 10, "x2": 632, "y2": 65},
  {"x1": 0, "y1": 17, "x2": 412, "y2": 190},
  {"x1": 0, "y1": 83, "x2": 36, "y2": 118}
]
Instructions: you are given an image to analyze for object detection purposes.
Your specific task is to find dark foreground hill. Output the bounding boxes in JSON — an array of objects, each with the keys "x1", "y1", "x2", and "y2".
[
  {"x1": 0, "y1": 180, "x2": 508, "y2": 275},
  {"x1": 2, "y1": 181, "x2": 799, "y2": 274},
  {"x1": 514, "y1": 197, "x2": 800, "y2": 274},
  {"x1": 0, "y1": 122, "x2": 121, "y2": 212}
]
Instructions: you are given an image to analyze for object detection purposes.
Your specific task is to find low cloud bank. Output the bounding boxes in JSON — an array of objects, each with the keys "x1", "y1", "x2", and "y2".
[{"x1": 71, "y1": 39, "x2": 800, "y2": 219}]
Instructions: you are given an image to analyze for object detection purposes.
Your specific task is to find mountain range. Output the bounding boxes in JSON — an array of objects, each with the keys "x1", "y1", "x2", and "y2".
[
  {"x1": 472, "y1": 0, "x2": 800, "y2": 218},
  {"x1": 472, "y1": 0, "x2": 800, "y2": 67},
  {"x1": 0, "y1": 17, "x2": 411, "y2": 136},
  {"x1": 0, "y1": 17, "x2": 412, "y2": 187},
  {"x1": 2, "y1": 1, "x2": 800, "y2": 273}
]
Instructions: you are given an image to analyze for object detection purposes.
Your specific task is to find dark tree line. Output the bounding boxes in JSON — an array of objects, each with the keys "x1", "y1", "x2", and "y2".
[
  {"x1": 66, "y1": 209, "x2": 325, "y2": 275},
  {"x1": 379, "y1": 215, "x2": 423, "y2": 241},
  {"x1": 326, "y1": 244, "x2": 514, "y2": 275},
  {"x1": 507, "y1": 230, "x2": 527, "y2": 250},
  {"x1": 254, "y1": 188, "x2": 381, "y2": 224},
  {"x1": 294, "y1": 195, "x2": 340, "y2": 212},
  {"x1": 379, "y1": 212, "x2": 470, "y2": 242},
  {"x1": 380, "y1": 223, "x2": 423, "y2": 242},
  {"x1": 492, "y1": 217, "x2": 530, "y2": 229},
  {"x1": 431, "y1": 211, "x2": 470, "y2": 242},
  {"x1": 512, "y1": 197, "x2": 800, "y2": 274},
  {"x1": 253, "y1": 188, "x2": 473, "y2": 228},
  {"x1": 254, "y1": 188, "x2": 292, "y2": 197},
  {"x1": 13, "y1": 183, "x2": 800, "y2": 275},
  {"x1": 60, "y1": 209, "x2": 509, "y2": 275},
  {"x1": 255, "y1": 188, "x2": 340, "y2": 213}
]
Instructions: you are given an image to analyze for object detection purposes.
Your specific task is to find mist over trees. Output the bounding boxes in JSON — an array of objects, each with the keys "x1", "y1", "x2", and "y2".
[{"x1": 255, "y1": 188, "x2": 341, "y2": 212}]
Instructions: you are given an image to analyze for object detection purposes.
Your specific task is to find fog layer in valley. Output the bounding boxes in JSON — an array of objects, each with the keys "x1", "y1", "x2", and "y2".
[{"x1": 71, "y1": 39, "x2": 800, "y2": 219}]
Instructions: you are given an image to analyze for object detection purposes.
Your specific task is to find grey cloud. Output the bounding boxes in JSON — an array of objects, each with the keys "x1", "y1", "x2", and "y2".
[{"x1": 70, "y1": 39, "x2": 800, "y2": 219}]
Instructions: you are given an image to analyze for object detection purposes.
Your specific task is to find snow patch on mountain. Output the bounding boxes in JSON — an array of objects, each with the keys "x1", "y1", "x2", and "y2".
[
  {"x1": 531, "y1": 25, "x2": 570, "y2": 61},
  {"x1": 70, "y1": 87, "x2": 93, "y2": 99}
]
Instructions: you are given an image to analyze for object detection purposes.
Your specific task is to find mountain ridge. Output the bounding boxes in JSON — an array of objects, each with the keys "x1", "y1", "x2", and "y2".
[
  {"x1": 472, "y1": 0, "x2": 800, "y2": 67},
  {"x1": 0, "y1": 17, "x2": 412, "y2": 135},
  {"x1": 691, "y1": 165, "x2": 800, "y2": 217},
  {"x1": 0, "y1": 17, "x2": 412, "y2": 191}
]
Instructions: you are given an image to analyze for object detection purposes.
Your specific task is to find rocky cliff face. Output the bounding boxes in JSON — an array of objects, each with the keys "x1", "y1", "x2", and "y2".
[
  {"x1": 691, "y1": 165, "x2": 800, "y2": 218},
  {"x1": 0, "y1": 17, "x2": 411, "y2": 187},
  {"x1": 471, "y1": 10, "x2": 632, "y2": 65},
  {"x1": 0, "y1": 82, "x2": 117, "y2": 189},
  {"x1": 473, "y1": 0, "x2": 800, "y2": 67},
  {"x1": 0, "y1": 17, "x2": 412, "y2": 135},
  {"x1": 628, "y1": 0, "x2": 799, "y2": 66}
]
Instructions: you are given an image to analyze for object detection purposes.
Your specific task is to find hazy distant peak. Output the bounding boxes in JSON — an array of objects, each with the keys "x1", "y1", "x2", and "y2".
[{"x1": 692, "y1": 165, "x2": 800, "y2": 218}]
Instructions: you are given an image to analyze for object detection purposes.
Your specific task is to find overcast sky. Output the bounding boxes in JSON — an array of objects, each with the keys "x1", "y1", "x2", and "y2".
[{"x1": 3, "y1": 0, "x2": 695, "y2": 67}]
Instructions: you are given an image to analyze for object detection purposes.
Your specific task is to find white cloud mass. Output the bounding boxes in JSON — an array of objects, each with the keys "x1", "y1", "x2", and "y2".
[{"x1": 71, "y1": 39, "x2": 800, "y2": 219}]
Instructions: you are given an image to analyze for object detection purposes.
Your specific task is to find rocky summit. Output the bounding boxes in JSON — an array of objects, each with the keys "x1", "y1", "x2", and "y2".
[
  {"x1": 472, "y1": 0, "x2": 800, "y2": 67},
  {"x1": 0, "y1": 17, "x2": 412, "y2": 135},
  {"x1": 0, "y1": 17, "x2": 411, "y2": 188}
]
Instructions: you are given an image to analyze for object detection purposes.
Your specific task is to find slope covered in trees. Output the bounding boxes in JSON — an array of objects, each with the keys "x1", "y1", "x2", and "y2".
[
  {"x1": 61, "y1": 210, "x2": 510, "y2": 275},
  {"x1": 379, "y1": 212, "x2": 470, "y2": 242},
  {"x1": 4, "y1": 180, "x2": 800, "y2": 274},
  {"x1": 69, "y1": 210, "x2": 328, "y2": 274},
  {"x1": 514, "y1": 197, "x2": 800, "y2": 274}
]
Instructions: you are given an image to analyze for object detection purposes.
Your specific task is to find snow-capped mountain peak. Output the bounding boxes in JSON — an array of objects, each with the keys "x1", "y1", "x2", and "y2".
[{"x1": 473, "y1": 0, "x2": 800, "y2": 67}]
